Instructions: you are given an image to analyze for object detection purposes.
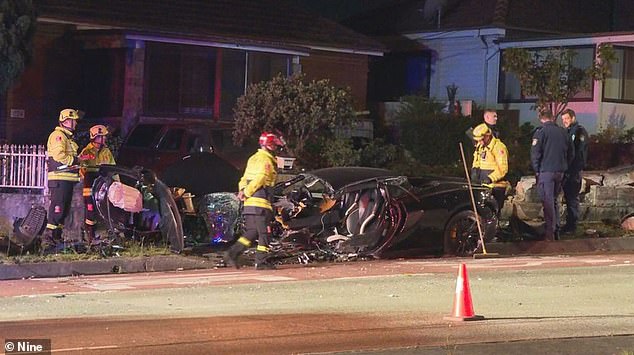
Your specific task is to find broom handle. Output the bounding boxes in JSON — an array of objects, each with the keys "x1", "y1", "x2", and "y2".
[{"x1": 459, "y1": 142, "x2": 487, "y2": 254}]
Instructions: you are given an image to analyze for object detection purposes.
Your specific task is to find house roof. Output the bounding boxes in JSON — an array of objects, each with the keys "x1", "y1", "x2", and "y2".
[
  {"x1": 35, "y1": 0, "x2": 385, "y2": 55},
  {"x1": 345, "y1": 0, "x2": 634, "y2": 40}
]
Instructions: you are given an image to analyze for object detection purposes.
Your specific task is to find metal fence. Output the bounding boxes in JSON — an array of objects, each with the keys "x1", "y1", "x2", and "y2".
[{"x1": 0, "y1": 144, "x2": 47, "y2": 190}]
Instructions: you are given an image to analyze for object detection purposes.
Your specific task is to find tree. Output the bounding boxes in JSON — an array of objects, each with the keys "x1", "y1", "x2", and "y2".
[
  {"x1": 232, "y1": 73, "x2": 355, "y2": 164},
  {"x1": 502, "y1": 44, "x2": 615, "y2": 117},
  {"x1": 0, "y1": 0, "x2": 37, "y2": 93}
]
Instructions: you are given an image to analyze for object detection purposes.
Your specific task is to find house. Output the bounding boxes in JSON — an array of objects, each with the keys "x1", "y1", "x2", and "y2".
[
  {"x1": 344, "y1": 0, "x2": 634, "y2": 133},
  {"x1": 2, "y1": 0, "x2": 384, "y2": 148}
]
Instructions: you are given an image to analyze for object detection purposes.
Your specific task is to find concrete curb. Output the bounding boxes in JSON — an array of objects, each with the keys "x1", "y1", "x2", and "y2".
[
  {"x1": 0, "y1": 255, "x2": 218, "y2": 281},
  {"x1": 486, "y1": 237, "x2": 634, "y2": 256},
  {"x1": 1, "y1": 238, "x2": 633, "y2": 281}
]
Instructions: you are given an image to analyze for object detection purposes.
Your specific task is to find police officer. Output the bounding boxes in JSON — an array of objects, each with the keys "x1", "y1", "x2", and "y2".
[
  {"x1": 42, "y1": 109, "x2": 89, "y2": 254},
  {"x1": 224, "y1": 132, "x2": 285, "y2": 270},
  {"x1": 530, "y1": 111, "x2": 573, "y2": 241},
  {"x1": 470, "y1": 123, "x2": 510, "y2": 212},
  {"x1": 79, "y1": 125, "x2": 116, "y2": 246},
  {"x1": 560, "y1": 109, "x2": 588, "y2": 234}
]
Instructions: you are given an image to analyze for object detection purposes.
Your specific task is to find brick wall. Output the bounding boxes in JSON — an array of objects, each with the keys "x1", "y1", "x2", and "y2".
[
  {"x1": 300, "y1": 50, "x2": 369, "y2": 110},
  {"x1": 6, "y1": 23, "x2": 83, "y2": 144}
]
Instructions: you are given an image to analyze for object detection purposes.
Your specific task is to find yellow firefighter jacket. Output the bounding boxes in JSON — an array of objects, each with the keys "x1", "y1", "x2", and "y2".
[
  {"x1": 239, "y1": 149, "x2": 278, "y2": 212},
  {"x1": 47, "y1": 126, "x2": 80, "y2": 182},
  {"x1": 472, "y1": 137, "x2": 508, "y2": 183},
  {"x1": 79, "y1": 142, "x2": 116, "y2": 175}
]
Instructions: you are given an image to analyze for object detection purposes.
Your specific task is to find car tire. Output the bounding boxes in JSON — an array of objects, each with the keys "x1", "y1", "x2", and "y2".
[{"x1": 443, "y1": 210, "x2": 484, "y2": 257}]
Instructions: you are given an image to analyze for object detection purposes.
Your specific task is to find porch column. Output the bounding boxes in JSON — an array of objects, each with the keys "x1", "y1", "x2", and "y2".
[{"x1": 213, "y1": 47, "x2": 223, "y2": 121}]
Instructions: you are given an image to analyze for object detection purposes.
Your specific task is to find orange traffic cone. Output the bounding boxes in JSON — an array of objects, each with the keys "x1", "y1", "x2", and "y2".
[{"x1": 444, "y1": 263, "x2": 484, "y2": 321}]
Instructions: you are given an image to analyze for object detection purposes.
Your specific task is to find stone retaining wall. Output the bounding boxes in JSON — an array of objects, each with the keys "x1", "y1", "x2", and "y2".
[
  {"x1": 0, "y1": 184, "x2": 84, "y2": 241},
  {"x1": 508, "y1": 173, "x2": 634, "y2": 223}
]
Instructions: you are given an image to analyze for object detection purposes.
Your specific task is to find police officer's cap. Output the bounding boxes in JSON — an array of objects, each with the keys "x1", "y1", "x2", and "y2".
[{"x1": 472, "y1": 123, "x2": 491, "y2": 141}]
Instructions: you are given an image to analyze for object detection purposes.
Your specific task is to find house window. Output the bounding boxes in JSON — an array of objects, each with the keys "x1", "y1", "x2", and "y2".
[
  {"x1": 368, "y1": 52, "x2": 431, "y2": 101},
  {"x1": 145, "y1": 43, "x2": 215, "y2": 116},
  {"x1": 221, "y1": 49, "x2": 247, "y2": 121},
  {"x1": 247, "y1": 52, "x2": 290, "y2": 85},
  {"x1": 499, "y1": 46, "x2": 595, "y2": 103},
  {"x1": 81, "y1": 48, "x2": 125, "y2": 116},
  {"x1": 603, "y1": 46, "x2": 634, "y2": 103},
  {"x1": 144, "y1": 42, "x2": 289, "y2": 119}
]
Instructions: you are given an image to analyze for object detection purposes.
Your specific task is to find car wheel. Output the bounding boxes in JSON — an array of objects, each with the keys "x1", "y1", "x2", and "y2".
[{"x1": 443, "y1": 210, "x2": 484, "y2": 257}]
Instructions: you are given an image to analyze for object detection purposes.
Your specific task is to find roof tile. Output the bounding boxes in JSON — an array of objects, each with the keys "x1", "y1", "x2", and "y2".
[{"x1": 36, "y1": 0, "x2": 385, "y2": 53}]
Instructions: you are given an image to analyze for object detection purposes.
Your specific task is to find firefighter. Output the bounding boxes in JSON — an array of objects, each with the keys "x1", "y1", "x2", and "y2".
[
  {"x1": 471, "y1": 123, "x2": 510, "y2": 212},
  {"x1": 42, "y1": 108, "x2": 91, "y2": 254},
  {"x1": 224, "y1": 132, "x2": 285, "y2": 270},
  {"x1": 79, "y1": 125, "x2": 116, "y2": 246}
]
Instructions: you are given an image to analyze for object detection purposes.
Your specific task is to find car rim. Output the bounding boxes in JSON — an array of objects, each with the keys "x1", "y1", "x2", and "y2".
[{"x1": 449, "y1": 213, "x2": 480, "y2": 256}]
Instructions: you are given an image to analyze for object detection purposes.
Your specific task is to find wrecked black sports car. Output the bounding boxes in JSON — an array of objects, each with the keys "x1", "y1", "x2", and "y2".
[
  {"x1": 271, "y1": 167, "x2": 499, "y2": 258},
  {"x1": 10, "y1": 165, "x2": 497, "y2": 259},
  {"x1": 181, "y1": 166, "x2": 499, "y2": 259},
  {"x1": 93, "y1": 166, "x2": 500, "y2": 258}
]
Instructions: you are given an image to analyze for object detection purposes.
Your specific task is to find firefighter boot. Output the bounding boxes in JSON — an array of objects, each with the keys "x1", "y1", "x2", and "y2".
[
  {"x1": 83, "y1": 225, "x2": 96, "y2": 253},
  {"x1": 224, "y1": 243, "x2": 247, "y2": 269},
  {"x1": 254, "y1": 245, "x2": 276, "y2": 270},
  {"x1": 84, "y1": 225, "x2": 95, "y2": 246},
  {"x1": 40, "y1": 228, "x2": 59, "y2": 255}
]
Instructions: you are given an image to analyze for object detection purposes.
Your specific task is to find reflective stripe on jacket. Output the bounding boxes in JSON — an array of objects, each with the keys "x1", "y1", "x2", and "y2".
[
  {"x1": 79, "y1": 143, "x2": 116, "y2": 174},
  {"x1": 472, "y1": 137, "x2": 508, "y2": 183},
  {"x1": 47, "y1": 127, "x2": 80, "y2": 182},
  {"x1": 239, "y1": 149, "x2": 277, "y2": 211}
]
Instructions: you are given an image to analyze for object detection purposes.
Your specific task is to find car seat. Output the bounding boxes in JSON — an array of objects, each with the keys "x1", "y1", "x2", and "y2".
[{"x1": 345, "y1": 189, "x2": 384, "y2": 236}]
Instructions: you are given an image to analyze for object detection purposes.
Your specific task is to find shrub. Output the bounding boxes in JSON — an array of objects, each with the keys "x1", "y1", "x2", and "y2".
[
  {"x1": 232, "y1": 73, "x2": 355, "y2": 167},
  {"x1": 318, "y1": 137, "x2": 360, "y2": 167},
  {"x1": 393, "y1": 95, "x2": 472, "y2": 174}
]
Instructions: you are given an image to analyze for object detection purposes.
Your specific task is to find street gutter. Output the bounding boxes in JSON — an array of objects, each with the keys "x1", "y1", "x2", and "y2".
[{"x1": 1, "y1": 237, "x2": 633, "y2": 281}]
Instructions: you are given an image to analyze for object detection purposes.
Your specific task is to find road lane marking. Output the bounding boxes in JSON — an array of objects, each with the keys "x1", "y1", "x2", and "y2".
[{"x1": 78, "y1": 274, "x2": 295, "y2": 291}]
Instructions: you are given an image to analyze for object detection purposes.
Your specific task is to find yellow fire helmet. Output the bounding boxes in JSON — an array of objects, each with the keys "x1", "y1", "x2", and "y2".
[
  {"x1": 89, "y1": 125, "x2": 109, "y2": 139},
  {"x1": 58, "y1": 108, "x2": 81, "y2": 122},
  {"x1": 472, "y1": 123, "x2": 491, "y2": 141}
]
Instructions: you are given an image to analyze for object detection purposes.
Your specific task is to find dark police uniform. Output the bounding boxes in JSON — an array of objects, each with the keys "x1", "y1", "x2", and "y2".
[
  {"x1": 530, "y1": 121, "x2": 573, "y2": 241},
  {"x1": 562, "y1": 122, "x2": 588, "y2": 233}
]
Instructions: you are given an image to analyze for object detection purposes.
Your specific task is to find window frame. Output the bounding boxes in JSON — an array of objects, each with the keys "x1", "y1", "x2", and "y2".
[
  {"x1": 602, "y1": 45, "x2": 634, "y2": 104},
  {"x1": 498, "y1": 45, "x2": 596, "y2": 104}
]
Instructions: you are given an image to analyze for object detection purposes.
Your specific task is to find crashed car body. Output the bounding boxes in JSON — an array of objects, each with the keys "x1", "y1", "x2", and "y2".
[
  {"x1": 270, "y1": 167, "x2": 499, "y2": 258},
  {"x1": 85, "y1": 165, "x2": 497, "y2": 259},
  {"x1": 191, "y1": 167, "x2": 499, "y2": 259},
  {"x1": 91, "y1": 165, "x2": 184, "y2": 253}
]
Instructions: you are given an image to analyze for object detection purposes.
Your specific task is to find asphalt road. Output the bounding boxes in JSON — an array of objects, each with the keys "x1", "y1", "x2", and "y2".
[{"x1": 1, "y1": 254, "x2": 633, "y2": 354}]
